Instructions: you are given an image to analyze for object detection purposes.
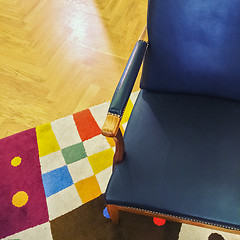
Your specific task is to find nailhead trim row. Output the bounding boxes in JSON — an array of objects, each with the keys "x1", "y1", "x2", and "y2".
[
  {"x1": 107, "y1": 112, "x2": 122, "y2": 119},
  {"x1": 121, "y1": 205, "x2": 240, "y2": 231}
]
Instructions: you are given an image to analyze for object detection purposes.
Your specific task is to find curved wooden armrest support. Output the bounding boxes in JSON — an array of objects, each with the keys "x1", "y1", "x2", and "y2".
[
  {"x1": 102, "y1": 114, "x2": 125, "y2": 170},
  {"x1": 112, "y1": 129, "x2": 124, "y2": 169}
]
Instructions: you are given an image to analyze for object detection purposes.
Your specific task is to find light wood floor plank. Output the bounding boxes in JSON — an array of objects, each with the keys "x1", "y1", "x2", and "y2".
[{"x1": 0, "y1": 0, "x2": 147, "y2": 139}]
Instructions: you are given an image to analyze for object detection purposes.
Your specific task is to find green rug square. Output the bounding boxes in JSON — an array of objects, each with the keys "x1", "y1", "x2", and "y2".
[{"x1": 62, "y1": 143, "x2": 87, "y2": 164}]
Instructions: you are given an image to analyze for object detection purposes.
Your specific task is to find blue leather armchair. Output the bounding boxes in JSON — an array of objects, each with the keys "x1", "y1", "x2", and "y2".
[{"x1": 102, "y1": 0, "x2": 240, "y2": 234}]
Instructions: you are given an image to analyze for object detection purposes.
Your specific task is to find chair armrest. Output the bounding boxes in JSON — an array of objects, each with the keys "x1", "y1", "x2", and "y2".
[
  {"x1": 101, "y1": 27, "x2": 148, "y2": 168},
  {"x1": 107, "y1": 40, "x2": 149, "y2": 118},
  {"x1": 102, "y1": 27, "x2": 149, "y2": 137}
]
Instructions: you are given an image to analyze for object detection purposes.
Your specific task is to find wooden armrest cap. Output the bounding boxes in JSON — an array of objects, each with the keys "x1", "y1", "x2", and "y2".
[{"x1": 102, "y1": 114, "x2": 121, "y2": 137}]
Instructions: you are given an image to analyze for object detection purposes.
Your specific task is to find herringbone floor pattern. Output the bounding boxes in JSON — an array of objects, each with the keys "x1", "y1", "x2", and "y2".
[{"x1": 0, "y1": 0, "x2": 147, "y2": 139}]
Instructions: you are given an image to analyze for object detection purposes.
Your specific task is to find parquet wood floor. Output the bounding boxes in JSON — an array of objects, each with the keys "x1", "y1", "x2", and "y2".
[{"x1": 0, "y1": 0, "x2": 147, "y2": 139}]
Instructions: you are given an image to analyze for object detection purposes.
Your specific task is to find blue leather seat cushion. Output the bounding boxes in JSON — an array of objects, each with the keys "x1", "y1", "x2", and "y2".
[{"x1": 105, "y1": 90, "x2": 240, "y2": 230}]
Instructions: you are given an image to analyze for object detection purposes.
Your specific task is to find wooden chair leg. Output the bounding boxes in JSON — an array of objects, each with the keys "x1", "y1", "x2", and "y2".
[{"x1": 107, "y1": 205, "x2": 119, "y2": 224}]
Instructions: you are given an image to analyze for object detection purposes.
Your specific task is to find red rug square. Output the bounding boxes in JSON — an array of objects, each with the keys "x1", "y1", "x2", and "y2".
[{"x1": 73, "y1": 109, "x2": 101, "y2": 141}]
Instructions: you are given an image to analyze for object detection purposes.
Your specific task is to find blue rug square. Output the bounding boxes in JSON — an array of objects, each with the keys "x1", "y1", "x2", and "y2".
[{"x1": 42, "y1": 165, "x2": 73, "y2": 197}]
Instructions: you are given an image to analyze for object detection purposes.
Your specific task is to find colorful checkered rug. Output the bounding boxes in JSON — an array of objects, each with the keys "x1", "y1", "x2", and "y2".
[{"x1": 0, "y1": 91, "x2": 240, "y2": 240}]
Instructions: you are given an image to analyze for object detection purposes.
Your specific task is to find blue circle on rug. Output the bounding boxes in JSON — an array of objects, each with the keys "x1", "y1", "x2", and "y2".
[{"x1": 103, "y1": 207, "x2": 110, "y2": 218}]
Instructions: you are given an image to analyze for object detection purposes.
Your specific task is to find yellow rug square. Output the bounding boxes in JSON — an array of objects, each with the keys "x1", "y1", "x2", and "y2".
[
  {"x1": 106, "y1": 137, "x2": 115, "y2": 148},
  {"x1": 121, "y1": 99, "x2": 134, "y2": 124},
  {"x1": 88, "y1": 148, "x2": 114, "y2": 175},
  {"x1": 120, "y1": 124, "x2": 125, "y2": 135},
  {"x1": 36, "y1": 123, "x2": 60, "y2": 157},
  {"x1": 75, "y1": 176, "x2": 102, "y2": 204}
]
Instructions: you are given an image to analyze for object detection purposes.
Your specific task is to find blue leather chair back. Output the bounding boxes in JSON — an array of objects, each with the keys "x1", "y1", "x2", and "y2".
[{"x1": 141, "y1": 0, "x2": 240, "y2": 101}]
